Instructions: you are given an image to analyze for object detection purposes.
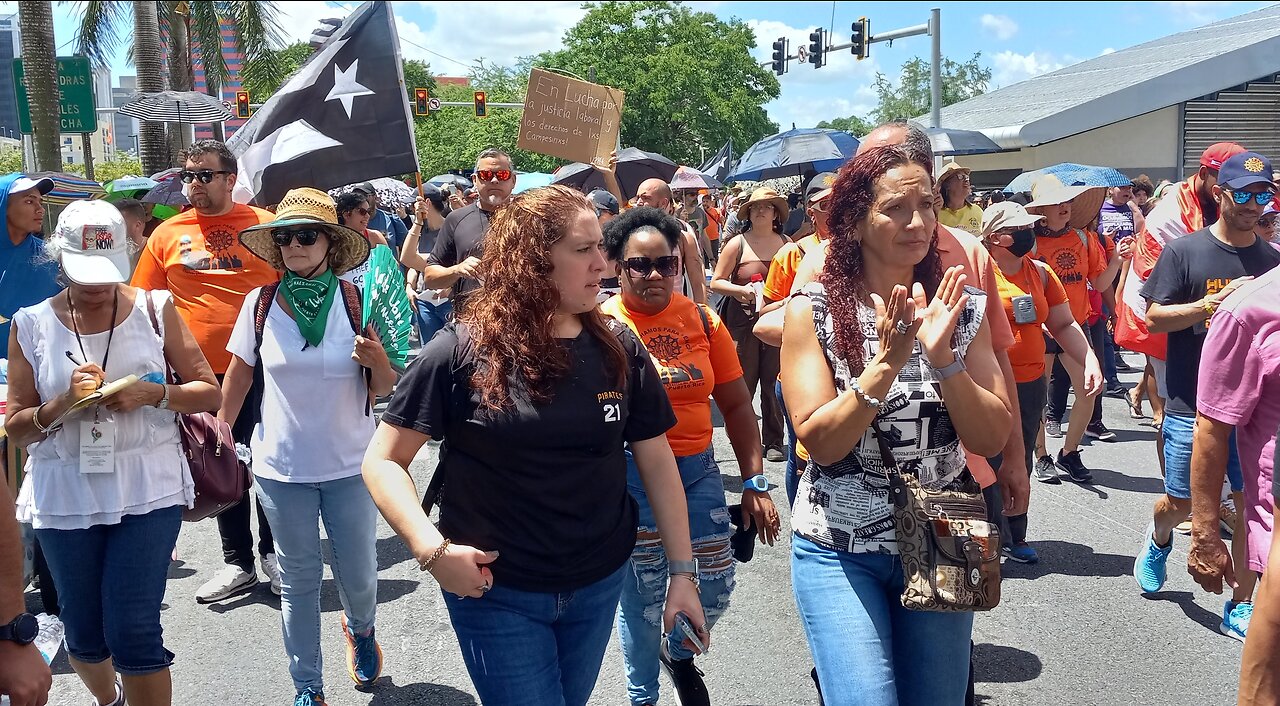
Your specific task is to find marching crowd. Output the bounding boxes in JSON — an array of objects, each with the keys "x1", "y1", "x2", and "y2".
[{"x1": 0, "y1": 121, "x2": 1278, "y2": 706}]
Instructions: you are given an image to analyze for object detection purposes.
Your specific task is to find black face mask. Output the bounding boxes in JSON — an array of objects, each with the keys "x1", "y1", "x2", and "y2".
[{"x1": 1006, "y1": 229, "x2": 1036, "y2": 258}]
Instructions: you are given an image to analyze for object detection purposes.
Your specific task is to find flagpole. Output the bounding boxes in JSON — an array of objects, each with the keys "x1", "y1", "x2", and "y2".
[{"x1": 415, "y1": 171, "x2": 424, "y2": 198}]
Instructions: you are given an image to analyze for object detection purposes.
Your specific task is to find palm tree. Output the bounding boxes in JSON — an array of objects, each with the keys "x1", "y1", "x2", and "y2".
[
  {"x1": 19, "y1": 1, "x2": 61, "y2": 171},
  {"x1": 75, "y1": 1, "x2": 282, "y2": 172}
]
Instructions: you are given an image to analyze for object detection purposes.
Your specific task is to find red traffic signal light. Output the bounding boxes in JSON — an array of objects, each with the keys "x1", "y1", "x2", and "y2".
[
  {"x1": 235, "y1": 91, "x2": 251, "y2": 119},
  {"x1": 474, "y1": 91, "x2": 488, "y2": 118},
  {"x1": 414, "y1": 88, "x2": 429, "y2": 116}
]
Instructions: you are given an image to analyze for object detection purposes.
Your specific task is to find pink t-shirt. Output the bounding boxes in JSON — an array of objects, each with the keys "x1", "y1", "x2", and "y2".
[{"x1": 1197, "y1": 266, "x2": 1280, "y2": 573}]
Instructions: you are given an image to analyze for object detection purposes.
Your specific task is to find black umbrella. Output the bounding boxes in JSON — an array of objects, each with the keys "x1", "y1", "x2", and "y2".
[
  {"x1": 925, "y1": 127, "x2": 1004, "y2": 157},
  {"x1": 552, "y1": 147, "x2": 678, "y2": 200},
  {"x1": 120, "y1": 90, "x2": 233, "y2": 124},
  {"x1": 141, "y1": 177, "x2": 188, "y2": 207}
]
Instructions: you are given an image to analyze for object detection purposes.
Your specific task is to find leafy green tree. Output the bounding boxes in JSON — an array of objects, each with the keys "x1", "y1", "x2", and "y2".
[
  {"x1": 536, "y1": 1, "x2": 778, "y2": 166},
  {"x1": 0, "y1": 146, "x2": 25, "y2": 175},
  {"x1": 238, "y1": 42, "x2": 320, "y2": 99},
  {"x1": 816, "y1": 115, "x2": 874, "y2": 137},
  {"x1": 871, "y1": 53, "x2": 991, "y2": 125}
]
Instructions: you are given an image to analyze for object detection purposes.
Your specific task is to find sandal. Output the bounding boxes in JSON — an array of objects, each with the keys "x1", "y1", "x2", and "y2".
[{"x1": 1127, "y1": 390, "x2": 1145, "y2": 419}]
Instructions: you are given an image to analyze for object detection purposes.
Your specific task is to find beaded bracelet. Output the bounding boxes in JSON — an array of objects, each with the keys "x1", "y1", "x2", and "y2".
[
  {"x1": 849, "y1": 377, "x2": 882, "y2": 409},
  {"x1": 419, "y1": 539, "x2": 452, "y2": 573}
]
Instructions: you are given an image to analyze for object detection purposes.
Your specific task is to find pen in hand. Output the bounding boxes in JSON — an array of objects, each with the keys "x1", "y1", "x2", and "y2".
[{"x1": 66, "y1": 350, "x2": 85, "y2": 366}]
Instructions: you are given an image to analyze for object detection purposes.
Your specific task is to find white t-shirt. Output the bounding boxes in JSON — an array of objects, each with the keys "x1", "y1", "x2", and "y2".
[{"x1": 227, "y1": 287, "x2": 375, "y2": 484}]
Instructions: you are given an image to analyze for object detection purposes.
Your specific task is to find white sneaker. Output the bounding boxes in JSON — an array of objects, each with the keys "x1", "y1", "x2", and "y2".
[
  {"x1": 195, "y1": 565, "x2": 258, "y2": 604},
  {"x1": 91, "y1": 678, "x2": 124, "y2": 706},
  {"x1": 261, "y1": 553, "x2": 283, "y2": 596}
]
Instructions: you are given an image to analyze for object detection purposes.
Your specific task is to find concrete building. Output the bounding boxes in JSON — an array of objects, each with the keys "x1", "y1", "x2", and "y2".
[
  {"x1": 0, "y1": 14, "x2": 21, "y2": 140},
  {"x1": 921, "y1": 4, "x2": 1280, "y2": 190},
  {"x1": 187, "y1": 18, "x2": 248, "y2": 140},
  {"x1": 111, "y1": 76, "x2": 140, "y2": 156}
]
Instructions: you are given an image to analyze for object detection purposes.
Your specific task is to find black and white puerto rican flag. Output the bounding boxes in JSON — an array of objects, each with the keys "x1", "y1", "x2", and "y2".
[
  {"x1": 698, "y1": 139, "x2": 734, "y2": 185},
  {"x1": 228, "y1": 1, "x2": 419, "y2": 207}
]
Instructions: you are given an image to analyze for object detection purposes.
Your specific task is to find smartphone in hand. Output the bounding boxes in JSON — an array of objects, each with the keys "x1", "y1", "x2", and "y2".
[{"x1": 672, "y1": 611, "x2": 707, "y2": 655}]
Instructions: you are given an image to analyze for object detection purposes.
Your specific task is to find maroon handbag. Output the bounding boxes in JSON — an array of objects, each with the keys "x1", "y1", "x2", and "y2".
[{"x1": 144, "y1": 295, "x2": 252, "y2": 522}]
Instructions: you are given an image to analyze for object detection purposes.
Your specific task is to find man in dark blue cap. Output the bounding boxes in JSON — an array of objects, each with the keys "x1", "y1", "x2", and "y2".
[{"x1": 1136, "y1": 151, "x2": 1280, "y2": 642}]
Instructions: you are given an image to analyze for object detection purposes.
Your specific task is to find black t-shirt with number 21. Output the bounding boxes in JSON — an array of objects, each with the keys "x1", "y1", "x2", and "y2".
[{"x1": 382, "y1": 322, "x2": 676, "y2": 593}]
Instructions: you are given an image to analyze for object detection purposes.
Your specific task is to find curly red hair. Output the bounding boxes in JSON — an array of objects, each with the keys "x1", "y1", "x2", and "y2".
[
  {"x1": 460, "y1": 185, "x2": 627, "y2": 412},
  {"x1": 821, "y1": 145, "x2": 943, "y2": 372}
]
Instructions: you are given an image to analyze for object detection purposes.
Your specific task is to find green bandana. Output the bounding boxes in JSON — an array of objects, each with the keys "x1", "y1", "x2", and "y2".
[{"x1": 280, "y1": 270, "x2": 338, "y2": 348}]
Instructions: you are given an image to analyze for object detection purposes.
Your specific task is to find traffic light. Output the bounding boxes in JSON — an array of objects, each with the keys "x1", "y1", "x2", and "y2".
[
  {"x1": 234, "y1": 90, "x2": 251, "y2": 119},
  {"x1": 851, "y1": 17, "x2": 869, "y2": 60},
  {"x1": 414, "y1": 88, "x2": 429, "y2": 116},
  {"x1": 474, "y1": 91, "x2": 488, "y2": 118},
  {"x1": 808, "y1": 29, "x2": 825, "y2": 68},
  {"x1": 770, "y1": 37, "x2": 786, "y2": 76}
]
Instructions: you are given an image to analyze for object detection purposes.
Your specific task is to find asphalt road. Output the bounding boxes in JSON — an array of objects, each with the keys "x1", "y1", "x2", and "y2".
[{"x1": 30, "y1": 360, "x2": 1245, "y2": 705}]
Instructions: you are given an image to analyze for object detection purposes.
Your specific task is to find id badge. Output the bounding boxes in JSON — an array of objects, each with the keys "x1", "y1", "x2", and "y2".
[{"x1": 79, "y1": 420, "x2": 116, "y2": 474}]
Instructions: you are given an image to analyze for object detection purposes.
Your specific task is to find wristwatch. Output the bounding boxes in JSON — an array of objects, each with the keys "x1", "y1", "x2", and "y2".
[
  {"x1": 0, "y1": 612, "x2": 38, "y2": 646},
  {"x1": 669, "y1": 559, "x2": 698, "y2": 576},
  {"x1": 934, "y1": 350, "x2": 967, "y2": 381},
  {"x1": 743, "y1": 474, "x2": 769, "y2": 493},
  {"x1": 156, "y1": 383, "x2": 171, "y2": 410}
]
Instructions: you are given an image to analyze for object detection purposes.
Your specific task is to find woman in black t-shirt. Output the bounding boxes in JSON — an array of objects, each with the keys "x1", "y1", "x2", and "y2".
[{"x1": 362, "y1": 185, "x2": 708, "y2": 706}]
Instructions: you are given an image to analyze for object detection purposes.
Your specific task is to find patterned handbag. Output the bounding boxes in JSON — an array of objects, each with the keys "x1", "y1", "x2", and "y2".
[{"x1": 873, "y1": 423, "x2": 1002, "y2": 612}]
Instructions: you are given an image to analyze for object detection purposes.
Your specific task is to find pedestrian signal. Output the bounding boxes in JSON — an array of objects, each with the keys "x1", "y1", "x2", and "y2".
[
  {"x1": 474, "y1": 91, "x2": 488, "y2": 118},
  {"x1": 414, "y1": 88, "x2": 430, "y2": 116},
  {"x1": 235, "y1": 91, "x2": 251, "y2": 119}
]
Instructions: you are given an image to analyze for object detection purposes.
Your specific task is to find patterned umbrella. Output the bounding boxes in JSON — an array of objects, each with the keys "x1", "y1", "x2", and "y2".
[
  {"x1": 669, "y1": 166, "x2": 723, "y2": 191},
  {"x1": 29, "y1": 172, "x2": 106, "y2": 205},
  {"x1": 104, "y1": 176, "x2": 158, "y2": 202},
  {"x1": 119, "y1": 90, "x2": 232, "y2": 124},
  {"x1": 330, "y1": 177, "x2": 417, "y2": 206},
  {"x1": 1005, "y1": 163, "x2": 1133, "y2": 194},
  {"x1": 141, "y1": 177, "x2": 188, "y2": 206},
  {"x1": 728, "y1": 128, "x2": 859, "y2": 182}
]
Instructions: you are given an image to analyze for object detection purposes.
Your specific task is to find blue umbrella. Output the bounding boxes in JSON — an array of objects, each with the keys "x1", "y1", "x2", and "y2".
[
  {"x1": 1005, "y1": 163, "x2": 1132, "y2": 193},
  {"x1": 728, "y1": 128, "x2": 859, "y2": 182},
  {"x1": 512, "y1": 172, "x2": 555, "y2": 194}
]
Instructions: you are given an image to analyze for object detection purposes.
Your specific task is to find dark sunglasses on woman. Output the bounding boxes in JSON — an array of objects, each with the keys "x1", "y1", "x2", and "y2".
[
  {"x1": 271, "y1": 228, "x2": 323, "y2": 247},
  {"x1": 179, "y1": 169, "x2": 234, "y2": 184},
  {"x1": 623, "y1": 255, "x2": 681, "y2": 278},
  {"x1": 474, "y1": 169, "x2": 513, "y2": 183}
]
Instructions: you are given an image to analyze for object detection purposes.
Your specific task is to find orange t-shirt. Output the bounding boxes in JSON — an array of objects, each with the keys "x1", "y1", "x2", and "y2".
[
  {"x1": 936, "y1": 225, "x2": 1016, "y2": 352},
  {"x1": 1034, "y1": 229, "x2": 1106, "y2": 325},
  {"x1": 601, "y1": 293, "x2": 743, "y2": 457},
  {"x1": 995, "y1": 257, "x2": 1068, "y2": 383},
  {"x1": 130, "y1": 205, "x2": 279, "y2": 373},
  {"x1": 704, "y1": 206, "x2": 722, "y2": 242},
  {"x1": 763, "y1": 234, "x2": 821, "y2": 302}
]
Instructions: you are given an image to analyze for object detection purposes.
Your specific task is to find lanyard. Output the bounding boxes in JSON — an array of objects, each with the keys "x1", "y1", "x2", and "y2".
[{"x1": 68, "y1": 289, "x2": 119, "y2": 378}]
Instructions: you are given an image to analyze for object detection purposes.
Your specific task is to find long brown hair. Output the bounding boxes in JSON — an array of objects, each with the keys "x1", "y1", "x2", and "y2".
[
  {"x1": 821, "y1": 146, "x2": 943, "y2": 373},
  {"x1": 461, "y1": 185, "x2": 628, "y2": 412}
]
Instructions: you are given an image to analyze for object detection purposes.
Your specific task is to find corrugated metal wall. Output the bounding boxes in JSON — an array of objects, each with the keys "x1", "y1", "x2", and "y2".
[{"x1": 1182, "y1": 80, "x2": 1280, "y2": 177}]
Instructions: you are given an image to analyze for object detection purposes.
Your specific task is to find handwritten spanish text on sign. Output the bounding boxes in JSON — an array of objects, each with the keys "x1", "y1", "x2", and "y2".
[{"x1": 517, "y1": 69, "x2": 624, "y2": 167}]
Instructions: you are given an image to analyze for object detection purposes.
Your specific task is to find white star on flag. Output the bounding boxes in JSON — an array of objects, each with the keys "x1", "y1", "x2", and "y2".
[{"x1": 325, "y1": 59, "x2": 374, "y2": 118}]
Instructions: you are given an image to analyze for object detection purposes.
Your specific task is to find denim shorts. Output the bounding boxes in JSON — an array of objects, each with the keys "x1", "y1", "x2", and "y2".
[
  {"x1": 1162, "y1": 412, "x2": 1243, "y2": 499},
  {"x1": 36, "y1": 505, "x2": 182, "y2": 674}
]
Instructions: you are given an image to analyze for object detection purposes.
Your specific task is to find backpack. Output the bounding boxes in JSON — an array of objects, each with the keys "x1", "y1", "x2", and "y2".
[{"x1": 252, "y1": 279, "x2": 372, "y2": 418}]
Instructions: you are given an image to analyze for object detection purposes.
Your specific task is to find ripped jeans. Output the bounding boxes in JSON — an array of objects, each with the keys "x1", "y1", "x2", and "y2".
[{"x1": 617, "y1": 447, "x2": 736, "y2": 706}]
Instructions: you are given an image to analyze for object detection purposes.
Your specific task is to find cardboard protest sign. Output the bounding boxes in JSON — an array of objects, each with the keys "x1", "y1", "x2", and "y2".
[{"x1": 517, "y1": 68, "x2": 625, "y2": 167}]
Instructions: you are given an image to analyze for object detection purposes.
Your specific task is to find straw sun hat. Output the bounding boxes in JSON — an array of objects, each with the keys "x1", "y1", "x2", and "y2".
[
  {"x1": 1024, "y1": 174, "x2": 1106, "y2": 230},
  {"x1": 239, "y1": 187, "x2": 371, "y2": 274},
  {"x1": 737, "y1": 186, "x2": 790, "y2": 221}
]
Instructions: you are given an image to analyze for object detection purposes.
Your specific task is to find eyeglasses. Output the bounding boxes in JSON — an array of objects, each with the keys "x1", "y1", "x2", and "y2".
[
  {"x1": 271, "y1": 228, "x2": 323, "y2": 247},
  {"x1": 623, "y1": 255, "x2": 681, "y2": 278},
  {"x1": 352, "y1": 207, "x2": 371, "y2": 217},
  {"x1": 179, "y1": 169, "x2": 234, "y2": 184},
  {"x1": 1227, "y1": 189, "x2": 1276, "y2": 206},
  {"x1": 475, "y1": 169, "x2": 513, "y2": 183}
]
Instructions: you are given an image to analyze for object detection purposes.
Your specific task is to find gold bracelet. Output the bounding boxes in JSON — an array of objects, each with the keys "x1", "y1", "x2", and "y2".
[
  {"x1": 419, "y1": 539, "x2": 452, "y2": 573},
  {"x1": 1203, "y1": 300, "x2": 1217, "y2": 318},
  {"x1": 670, "y1": 572, "x2": 701, "y2": 593},
  {"x1": 31, "y1": 402, "x2": 56, "y2": 435}
]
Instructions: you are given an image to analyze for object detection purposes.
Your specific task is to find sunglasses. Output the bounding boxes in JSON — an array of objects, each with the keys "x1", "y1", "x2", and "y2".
[
  {"x1": 179, "y1": 169, "x2": 234, "y2": 184},
  {"x1": 350, "y1": 206, "x2": 371, "y2": 217},
  {"x1": 271, "y1": 228, "x2": 324, "y2": 247},
  {"x1": 623, "y1": 255, "x2": 681, "y2": 278},
  {"x1": 475, "y1": 169, "x2": 513, "y2": 183},
  {"x1": 1227, "y1": 189, "x2": 1276, "y2": 206}
]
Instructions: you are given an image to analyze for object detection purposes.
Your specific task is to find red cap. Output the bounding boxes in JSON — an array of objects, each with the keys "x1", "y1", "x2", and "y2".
[{"x1": 1200, "y1": 142, "x2": 1246, "y2": 170}]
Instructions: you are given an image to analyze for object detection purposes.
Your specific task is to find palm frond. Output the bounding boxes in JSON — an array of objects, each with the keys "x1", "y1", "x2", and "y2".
[
  {"x1": 225, "y1": 1, "x2": 288, "y2": 97},
  {"x1": 184, "y1": 0, "x2": 229, "y2": 88},
  {"x1": 73, "y1": 0, "x2": 132, "y2": 71}
]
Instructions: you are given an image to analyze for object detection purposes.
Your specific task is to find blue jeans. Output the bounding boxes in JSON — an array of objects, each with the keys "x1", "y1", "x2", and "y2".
[
  {"x1": 415, "y1": 298, "x2": 452, "y2": 344},
  {"x1": 1161, "y1": 412, "x2": 1244, "y2": 499},
  {"x1": 777, "y1": 378, "x2": 801, "y2": 507},
  {"x1": 791, "y1": 534, "x2": 973, "y2": 706},
  {"x1": 618, "y1": 447, "x2": 735, "y2": 706},
  {"x1": 36, "y1": 505, "x2": 182, "y2": 674},
  {"x1": 255, "y1": 474, "x2": 379, "y2": 693},
  {"x1": 443, "y1": 561, "x2": 627, "y2": 706}
]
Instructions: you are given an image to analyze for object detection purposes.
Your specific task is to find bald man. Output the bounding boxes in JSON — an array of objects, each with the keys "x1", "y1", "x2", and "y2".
[
  {"x1": 756, "y1": 120, "x2": 1029, "y2": 517},
  {"x1": 635, "y1": 178, "x2": 707, "y2": 304}
]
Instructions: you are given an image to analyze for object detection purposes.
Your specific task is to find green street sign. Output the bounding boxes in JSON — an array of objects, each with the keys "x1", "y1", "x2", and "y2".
[{"x1": 12, "y1": 56, "x2": 98, "y2": 134}]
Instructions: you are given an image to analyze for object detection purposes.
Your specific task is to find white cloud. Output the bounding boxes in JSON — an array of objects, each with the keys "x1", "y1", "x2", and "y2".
[
  {"x1": 991, "y1": 50, "x2": 1068, "y2": 88},
  {"x1": 1099, "y1": 47, "x2": 1116, "y2": 56},
  {"x1": 1158, "y1": 1, "x2": 1232, "y2": 25},
  {"x1": 979, "y1": 14, "x2": 1018, "y2": 41},
  {"x1": 408, "y1": 1, "x2": 587, "y2": 72}
]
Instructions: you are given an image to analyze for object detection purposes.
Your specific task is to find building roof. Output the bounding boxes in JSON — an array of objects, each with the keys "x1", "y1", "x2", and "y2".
[{"x1": 924, "y1": 4, "x2": 1280, "y2": 148}]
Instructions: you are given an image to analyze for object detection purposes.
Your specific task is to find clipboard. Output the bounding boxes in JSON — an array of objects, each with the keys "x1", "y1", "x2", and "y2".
[{"x1": 47, "y1": 375, "x2": 140, "y2": 429}]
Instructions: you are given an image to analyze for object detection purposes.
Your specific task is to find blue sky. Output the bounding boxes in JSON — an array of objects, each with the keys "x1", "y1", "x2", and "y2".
[{"x1": 14, "y1": 0, "x2": 1275, "y2": 133}]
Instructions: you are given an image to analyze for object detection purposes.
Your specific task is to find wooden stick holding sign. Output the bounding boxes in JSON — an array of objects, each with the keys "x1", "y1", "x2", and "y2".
[{"x1": 517, "y1": 68, "x2": 625, "y2": 167}]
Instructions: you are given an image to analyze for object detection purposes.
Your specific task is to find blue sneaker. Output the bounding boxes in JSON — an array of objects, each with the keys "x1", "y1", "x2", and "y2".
[
  {"x1": 294, "y1": 689, "x2": 327, "y2": 706},
  {"x1": 1134, "y1": 522, "x2": 1172, "y2": 593},
  {"x1": 1222, "y1": 600, "x2": 1253, "y2": 642},
  {"x1": 342, "y1": 614, "x2": 383, "y2": 686},
  {"x1": 1003, "y1": 542, "x2": 1039, "y2": 564}
]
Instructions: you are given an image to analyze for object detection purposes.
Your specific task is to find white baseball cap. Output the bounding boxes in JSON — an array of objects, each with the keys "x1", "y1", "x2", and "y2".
[
  {"x1": 53, "y1": 200, "x2": 131, "y2": 285},
  {"x1": 10, "y1": 175, "x2": 54, "y2": 196}
]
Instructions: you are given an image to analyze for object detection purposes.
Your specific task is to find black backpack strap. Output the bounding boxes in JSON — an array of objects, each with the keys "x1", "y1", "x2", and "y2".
[
  {"x1": 695, "y1": 302, "x2": 712, "y2": 344},
  {"x1": 248, "y1": 283, "x2": 280, "y2": 431}
]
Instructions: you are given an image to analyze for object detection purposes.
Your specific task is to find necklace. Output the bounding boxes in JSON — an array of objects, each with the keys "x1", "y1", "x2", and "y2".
[{"x1": 68, "y1": 289, "x2": 120, "y2": 376}]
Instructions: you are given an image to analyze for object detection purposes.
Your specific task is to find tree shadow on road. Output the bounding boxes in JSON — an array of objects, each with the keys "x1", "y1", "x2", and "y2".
[
  {"x1": 1001, "y1": 540, "x2": 1134, "y2": 580},
  {"x1": 1142, "y1": 590, "x2": 1223, "y2": 633},
  {"x1": 364, "y1": 678, "x2": 477, "y2": 705},
  {"x1": 973, "y1": 643, "x2": 1043, "y2": 683},
  {"x1": 205, "y1": 578, "x2": 419, "y2": 614}
]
